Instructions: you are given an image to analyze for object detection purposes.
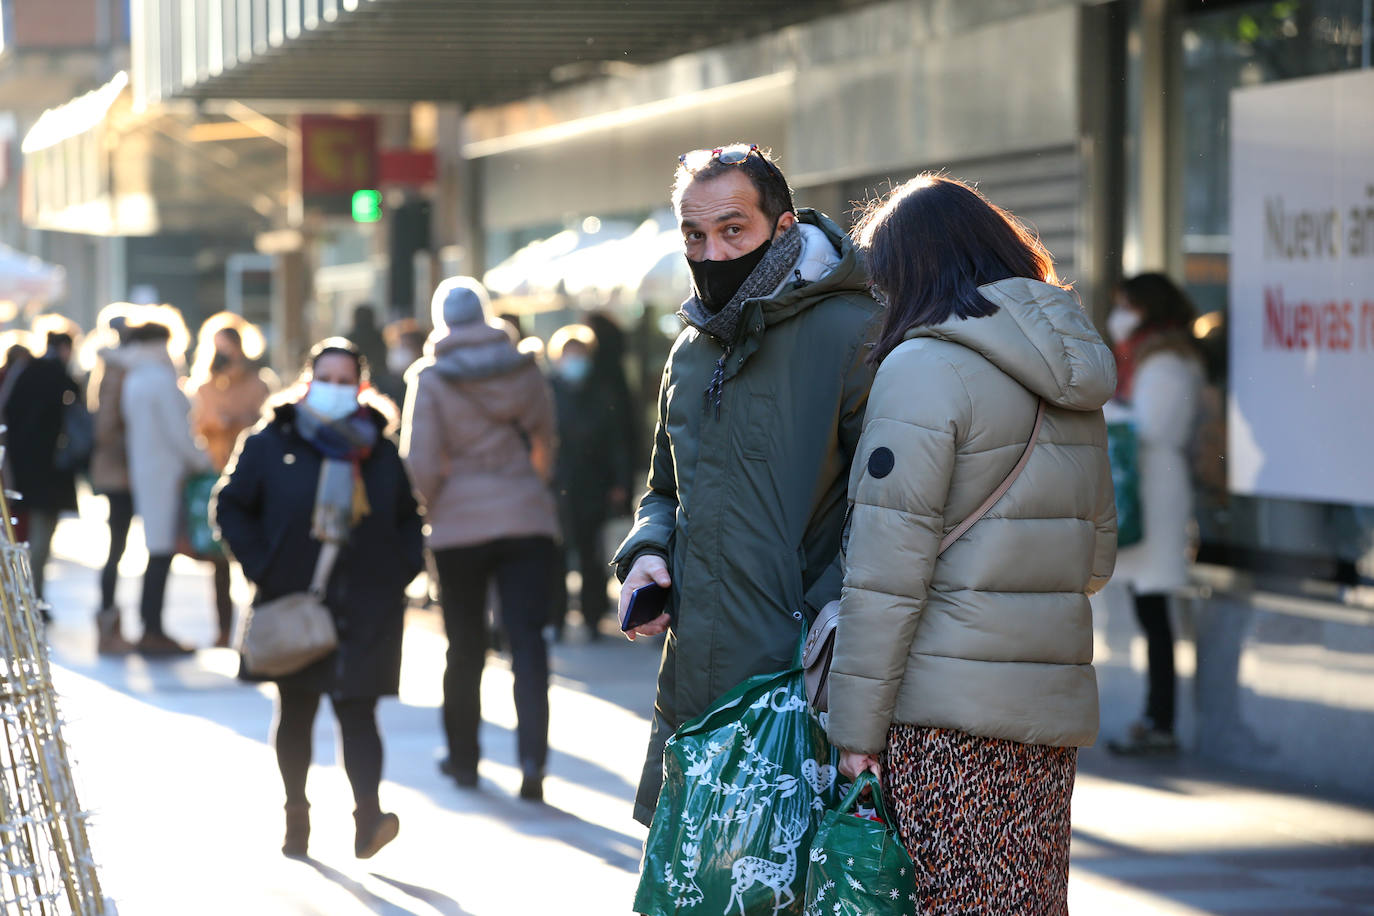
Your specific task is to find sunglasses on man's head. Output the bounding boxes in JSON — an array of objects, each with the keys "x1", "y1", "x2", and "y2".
[
  {"x1": 678, "y1": 144, "x2": 796, "y2": 213},
  {"x1": 678, "y1": 143, "x2": 765, "y2": 170}
]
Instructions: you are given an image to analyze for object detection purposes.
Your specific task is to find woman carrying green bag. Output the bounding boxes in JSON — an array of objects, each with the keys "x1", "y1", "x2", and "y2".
[
  {"x1": 804, "y1": 773, "x2": 916, "y2": 916},
  {"x1": 828, "y1": 177, "x2": 1118, "y2": 915}
]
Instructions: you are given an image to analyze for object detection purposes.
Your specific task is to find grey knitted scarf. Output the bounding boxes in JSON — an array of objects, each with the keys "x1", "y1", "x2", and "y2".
[{"x1": 678, "y1": 225, "x2": 805, "y2": 346}]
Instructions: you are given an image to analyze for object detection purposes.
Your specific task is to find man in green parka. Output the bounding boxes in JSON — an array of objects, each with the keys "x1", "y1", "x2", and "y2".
[{"x1": 615, "y1": 144, "x2": 880, "y2": 825}]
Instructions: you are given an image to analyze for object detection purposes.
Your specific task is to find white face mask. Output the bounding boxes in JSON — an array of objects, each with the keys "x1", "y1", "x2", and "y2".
[
  {"x1": 305, "y1": 380, "x2": 360, "y2": 420},
  {"x1": 1107, "y1": 306, "x2": 1143, "y2": 344},
  {"x1": 386, "y1": 349, "x2": 417, "y2": 377}
]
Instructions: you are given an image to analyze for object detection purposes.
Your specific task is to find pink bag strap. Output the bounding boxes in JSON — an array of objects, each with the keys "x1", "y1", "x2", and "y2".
[{"x1": 937, "y1": 398, "x2": 1047, "y2": 557}]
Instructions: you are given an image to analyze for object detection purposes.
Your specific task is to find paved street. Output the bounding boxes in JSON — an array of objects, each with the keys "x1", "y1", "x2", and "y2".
[{"x1": 33, "y1": 504, "x2": 1374, "y2": 915}]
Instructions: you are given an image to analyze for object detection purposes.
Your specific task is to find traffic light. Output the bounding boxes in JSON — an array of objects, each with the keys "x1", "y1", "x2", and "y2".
[{"x1": 352, "y1": 189, "x2": 383, "y2": 223}]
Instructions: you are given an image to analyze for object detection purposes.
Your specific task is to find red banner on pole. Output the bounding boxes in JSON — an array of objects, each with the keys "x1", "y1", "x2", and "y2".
[{"x1": 300, "y1": 116, "x2": 378, "y2": 197}]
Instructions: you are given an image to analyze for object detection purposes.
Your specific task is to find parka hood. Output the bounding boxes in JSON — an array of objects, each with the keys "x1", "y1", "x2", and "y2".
[
  {"x1": 905, "y1": 277, "x2": 1117, "y2": 411},
  {"x1": 121, "y1": 340, "x2": 177, "y2": 371},
  {"x1": 407, "y1": 322, "x2": 540, "y2": 424},
  {"x1": 752, "y1": 209, "x2": 870, "y2": 325},
  {"x1": 676, "y1": 208, "x2": 871, "y2": 337},
  {"x1": 97, "y1": 345, "x2": 135, "y2": 370},
  {"x1": 415, "y1": 320, "x2": 533, "y2": 382}
]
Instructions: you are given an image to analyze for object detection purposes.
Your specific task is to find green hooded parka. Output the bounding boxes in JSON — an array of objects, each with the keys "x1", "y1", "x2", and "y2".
[{"x1": 614, "y1": 210, "x2": 880, "y2": 825}]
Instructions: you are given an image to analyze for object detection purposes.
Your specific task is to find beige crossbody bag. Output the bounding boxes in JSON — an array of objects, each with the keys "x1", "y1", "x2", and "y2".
[
  {"x1": 235, "y1": 541, "x2": 341, "y2": 677},
  {"x1": 804, "y1": 399, "x2": 1047, "y2": 712}
]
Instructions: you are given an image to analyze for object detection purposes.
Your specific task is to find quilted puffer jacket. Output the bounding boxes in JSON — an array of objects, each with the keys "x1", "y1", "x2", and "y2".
[{"x1": 826, "y1": 277, "x2": 1118, "y2": 755}]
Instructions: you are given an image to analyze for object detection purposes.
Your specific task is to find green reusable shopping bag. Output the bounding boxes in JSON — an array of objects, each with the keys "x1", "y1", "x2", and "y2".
[
  {"x1": 803, "y1": 773, "x2": 917, "y2": 916},
  {"x1": 634, "y1": 642, "x2": 843, "y2": 916},
  {"x1": 1106, "y1": 419, "x2": 1143, "y2": 548},
  {"x1": 182, "y1": 472, "x2": 224, "y2": 560}
]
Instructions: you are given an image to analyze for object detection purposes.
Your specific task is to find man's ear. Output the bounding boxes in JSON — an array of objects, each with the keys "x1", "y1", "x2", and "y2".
[{"x1": 775, "y1": 211, "x2": 798, "y2": 237}]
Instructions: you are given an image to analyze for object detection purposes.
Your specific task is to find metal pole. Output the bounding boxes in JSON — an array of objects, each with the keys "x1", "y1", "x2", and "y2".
[{"x1": 1363, "y1": 0, "x2": 1372, "y2": 69}]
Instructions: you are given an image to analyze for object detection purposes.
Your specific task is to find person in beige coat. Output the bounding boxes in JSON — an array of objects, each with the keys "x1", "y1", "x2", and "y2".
[
  {"x1": 401, "y1": 276, "x2": 558, "y2": 801},
  {"x1": 188, "y1": 312, "x2": 275, "y2": 646},
  {"x1": 827, "y1": 176, "x2": 1118, "y2": 916}
]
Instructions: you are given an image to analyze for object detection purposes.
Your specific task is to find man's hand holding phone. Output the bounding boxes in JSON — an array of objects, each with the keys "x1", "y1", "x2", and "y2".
[{"x1": 620, "y1": 554, "x2": 672, "y2": 641}]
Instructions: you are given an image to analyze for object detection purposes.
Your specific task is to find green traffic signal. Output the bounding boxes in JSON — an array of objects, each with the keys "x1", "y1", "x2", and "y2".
[{"x1": 352, "y1": 190, "x2": 383, "y2": 223}]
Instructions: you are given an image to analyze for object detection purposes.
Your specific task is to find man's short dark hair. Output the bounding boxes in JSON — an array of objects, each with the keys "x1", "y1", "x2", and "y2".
[
  {"x1": 672, "y1": 144, "x2": 795, "y2": 227},
  {"x1": 128, "y1": 322, "x2": 172, "y2": 344},
  {"x1": 46, "y1": 331, "x2": 74, "y2": 351}
]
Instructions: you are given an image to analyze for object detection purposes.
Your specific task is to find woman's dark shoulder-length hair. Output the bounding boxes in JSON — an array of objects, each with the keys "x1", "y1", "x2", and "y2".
[
  {"x1": 1118, "y1": 272, "x2": 1197, "y2": 333},
  {"x1": 854, "y1": 174, "x2": 1065, "y2": 364}
]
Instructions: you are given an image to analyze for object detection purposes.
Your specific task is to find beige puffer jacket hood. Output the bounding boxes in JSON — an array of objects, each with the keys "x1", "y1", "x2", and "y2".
[
  {"x1": 400, "y1": 322, "x2": 559, "y2": 550},
  {"x1": 826, "y1": 278, "x2": 1118, "y2": 755}
]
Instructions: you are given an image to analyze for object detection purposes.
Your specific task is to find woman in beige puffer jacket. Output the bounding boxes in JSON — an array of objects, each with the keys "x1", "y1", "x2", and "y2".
[
  {"x1": 400, "y1": 276, "x2": 558, "y2": 801},
  {"x1": 827, "y1": 176, "x2": 1117, "y2": 916}
]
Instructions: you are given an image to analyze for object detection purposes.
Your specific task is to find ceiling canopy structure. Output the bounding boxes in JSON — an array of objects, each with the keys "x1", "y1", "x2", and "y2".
[{"x1": 135, "y1": 0, "x2": 876, "y2": 106}]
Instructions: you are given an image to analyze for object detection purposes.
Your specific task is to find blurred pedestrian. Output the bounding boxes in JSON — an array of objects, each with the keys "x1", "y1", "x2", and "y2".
[
  {"x1": 615, "y1": 144, "x2": 878, "y2": 826},
  {"x1": 0, "y1": 333, "x2": 35, "y2": 538},
  {"x1": 345, "y1": 304, "x2": 388, "y2": 380},
  {"x1": 373, "y1": 317, "x2": 426, "y2": 407},
  {"x1": 828, "y1": 175, "x2": 1118, "y2": 915},
  {"x1": 4, "y1": 327, "x2": 81, "y2": 605},
  {"x1": 88, "y1": 305, "x2": 137, "y2": 654},
  {"x1": 213, "y1": 339, "x2": 423, "y2": 860},
  {"x1": 122, "y1": 314, "x2": 212, "y2": 655},
  {"x1": 1105, "y1": 273, "x2": 1204, "y2": 756},
  {"x1": 584, "y1": 312, "x2": 636, "y2": 516},
  {"x1": 188, "y1": 312, "x2": 274, "y2": 646},
  {"x1": 548, "y1": 324, "x2": 626, "y2": 639},
  {"x1": 400, "y1": 277, "x2": 558, "y2": 801}
]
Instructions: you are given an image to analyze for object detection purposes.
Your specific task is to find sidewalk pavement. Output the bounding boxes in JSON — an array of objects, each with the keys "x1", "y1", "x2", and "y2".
[{"x1": 30, "y1": 503, "x2": 1374, "y2": 914}]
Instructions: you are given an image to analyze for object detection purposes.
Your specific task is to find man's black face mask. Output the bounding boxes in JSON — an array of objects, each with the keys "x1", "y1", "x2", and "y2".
[{"x1": 688, "y1": 238, "x2": 772, "y2": 314}]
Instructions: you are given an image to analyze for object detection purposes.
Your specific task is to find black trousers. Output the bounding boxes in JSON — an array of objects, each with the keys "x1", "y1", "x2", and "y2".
[
  {"x1": 432, "y1": 536, "x2": 554, "y2": 773},
  {"x1": 274, "y1": 687, "x2": 382, "y2": 809},
  {"x1": 139, "y1": 553, "x2": 174, "y2": 637},
  {"x1": 100, "y1": 492, "x2": 134, "y2": 611},
  {"x1": 211, "y1": 554, "x2": 233, "y2": 636},
  {"x1": 1133, "y1": 592, "x2": 1176, "y2": 734},
  {"x1": 552, "y1": 504, "x2": 609, "y2": 633}
]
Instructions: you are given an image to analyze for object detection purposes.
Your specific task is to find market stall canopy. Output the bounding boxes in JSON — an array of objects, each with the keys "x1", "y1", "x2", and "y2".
[
  {"x1": 21, "y1": 70, "x2": 288, "y2": 237},
  {"x1": 483, "y1": 213, "x2": 692, "y2": 313},
  {"x1": 0, "y1": 245, "x2": 66, "y2": 306}
]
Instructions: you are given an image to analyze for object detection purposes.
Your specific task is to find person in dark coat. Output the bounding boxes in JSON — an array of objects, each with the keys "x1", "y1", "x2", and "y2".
[
  {"x1": 585, "y1": 311, "x2": 637, "y2": 516},
  {"x1": 345, "y1": 304, "x2": 389, "y2": 381},
  {"x1": 4, "y1": 330, "x2": 80, "y2": 603},
  {"x1": 213, "y1": 338, "x2": 424, "y2": 861},
  {"x1": 548, "y1": 324, "x2": 628, "y2": 638}
]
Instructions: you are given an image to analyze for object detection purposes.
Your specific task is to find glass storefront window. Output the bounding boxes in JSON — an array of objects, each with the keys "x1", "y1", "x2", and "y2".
[{"x1": 1180, "y1": 0, "x2": 1374, "y2": 589}]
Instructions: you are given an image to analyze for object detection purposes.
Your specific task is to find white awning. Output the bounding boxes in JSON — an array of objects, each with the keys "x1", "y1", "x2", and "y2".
[
  {"x1": 0, "y1": 245, "x2": 66, "y2": 305},
  {"x1": 21, "y1": 71, "x2": 129, "y2": 154},
  {"x1": 483, "y1": 211, "x2": 689, "y2": 312}
]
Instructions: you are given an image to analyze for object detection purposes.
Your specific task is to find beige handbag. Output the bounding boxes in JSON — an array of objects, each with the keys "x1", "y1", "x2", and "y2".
[
  {"x1": 235, "y1": 541, "x2": 340, "y2": 677},
  {"x1": 804, "y1": 400, "x2": 1047, "y2": 711}
]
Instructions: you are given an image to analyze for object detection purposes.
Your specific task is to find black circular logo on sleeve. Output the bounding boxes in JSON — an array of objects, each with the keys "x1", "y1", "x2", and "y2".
[{"x1": 868, "y1": 446, "x2": 895, "y2": 479}]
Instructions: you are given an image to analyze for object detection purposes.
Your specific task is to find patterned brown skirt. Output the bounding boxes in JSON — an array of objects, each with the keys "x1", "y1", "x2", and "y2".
[{"x1": 880, "y1": 724, "x2": 1077, "y2": 916}]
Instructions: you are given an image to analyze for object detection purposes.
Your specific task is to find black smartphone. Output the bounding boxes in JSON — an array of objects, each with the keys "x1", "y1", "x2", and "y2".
[{"x1": 620, "y1": 583, "x2": 671, "y2": 632}]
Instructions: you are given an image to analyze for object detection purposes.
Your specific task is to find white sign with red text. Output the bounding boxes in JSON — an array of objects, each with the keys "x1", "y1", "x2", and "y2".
[{"x1": 1229, "y1": 69, "x2": 1374, "y2": 505}]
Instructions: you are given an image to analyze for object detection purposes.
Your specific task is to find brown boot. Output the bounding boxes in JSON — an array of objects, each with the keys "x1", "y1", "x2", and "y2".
[
  {"x1": 282, "y1": 802, "x2": 310, "y2": 858},
  {"x1": 353, "y1": 802, "x2": 399, "y2": 859},
  {"x1": 136, "y1": 632, "x2": 195, "y2": 657},
  {"x1": 96, "y1": 608, "x2": 134, "y2": 656}
]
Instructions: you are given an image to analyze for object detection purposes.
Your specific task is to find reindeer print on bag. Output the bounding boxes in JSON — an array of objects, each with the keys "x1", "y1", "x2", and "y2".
[{"x1": 726, "y1": 818, "x2": 808, "y2": 916}]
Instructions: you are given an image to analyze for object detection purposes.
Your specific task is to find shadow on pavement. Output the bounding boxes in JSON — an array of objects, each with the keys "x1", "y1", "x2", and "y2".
[
  {"x1": 301, "y1": 858, "x2": 435, "y2": 916},
  {"x1": 370, "y1": 873, "x2": 476, "y2": 915}
]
